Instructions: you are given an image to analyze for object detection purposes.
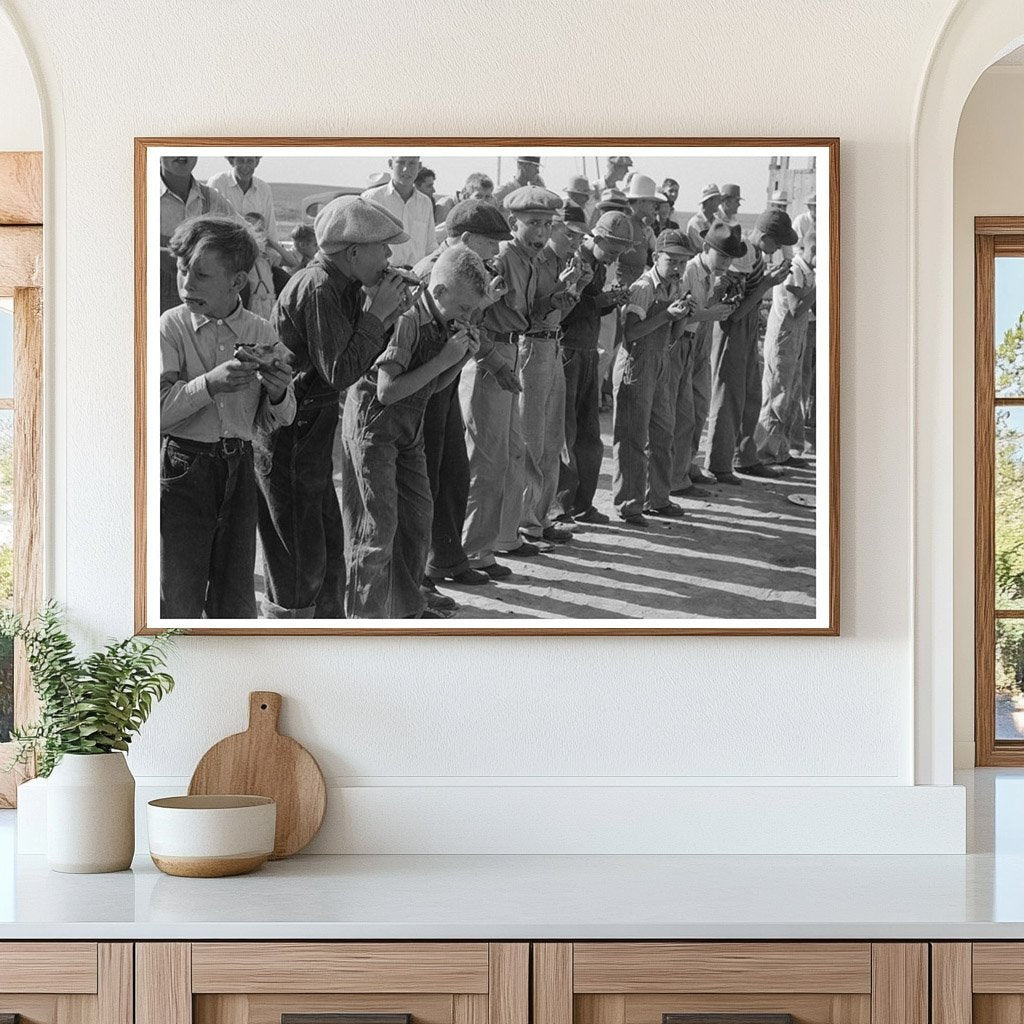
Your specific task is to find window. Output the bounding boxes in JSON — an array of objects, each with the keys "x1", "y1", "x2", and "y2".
[
  {"x1": 0, "y1": 151, "x2": 43, "y2": 806},
  {"x1": 975, "y1": 220, "x2": 1024, "y2": 764}
]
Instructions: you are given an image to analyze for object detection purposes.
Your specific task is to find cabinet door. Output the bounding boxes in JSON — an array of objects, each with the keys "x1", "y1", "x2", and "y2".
[
  {"x1": 137, "y1": 943, "x2": 528, "y2": 1024},
  {"x1": 0, "y1": 943, "x2": 131, "y2": 1024},
  {"x1": 944, "y1": 943, "x2": 1024, "y2": 1024},
  {"x1": 533, "y1": 944, "x2": 927, "y2": 1024}
]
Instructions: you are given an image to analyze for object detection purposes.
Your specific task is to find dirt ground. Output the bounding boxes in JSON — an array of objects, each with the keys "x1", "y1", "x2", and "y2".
[
  {"x1": 254, "y1": 408, "x2": 818, "y2": 621},
  {"x1": 439, "y1": 408, "x2": 817, "y2": 620}
]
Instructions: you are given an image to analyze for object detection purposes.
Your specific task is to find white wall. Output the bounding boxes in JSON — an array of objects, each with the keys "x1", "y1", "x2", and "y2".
[
  {"x1": 0, "y1": 6, "x2": 40, "y2": 151},
  {"x1": 0, "y1": 0, "x2": 972, "y2": 852},
  {"x1": 952, "y1": 65, "x2": 1024, "y2": 767}
]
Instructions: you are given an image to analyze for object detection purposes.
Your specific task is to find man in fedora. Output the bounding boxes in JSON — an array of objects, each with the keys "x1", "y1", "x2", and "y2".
[
  {"x1": 555, "y1": 211, "x2": 633, "y2": 525},
  {"x1": 564, "y1": 173, "x2": 596, "y2": 224},
  {"x1": 256, "y1": 196, "x2": 413, "y2": 618},
  {"x1": 595, "y1": 188, "x2": 629, "y2": 215},
  {"x1": 686, "y1": 183, "x2": 723, "y2": 254},
  {"x1": 592, "y1": 155, "x2": 633, "y2": 195},
  {"x1": 769, "y1": 188, "x2": 789, "y2": 211},
  {"x1": 493, "y1": 156, "x2": 546, "y2": 208},
  {"x1": 705, "y1": 209, "x2": 798, "y2": 484},
  {"x1": 794, "y1": 192, "x2": 817, "y2": 242},
  {"x1": 718, "y1": 183, "x2": 743, "y2": 226}
]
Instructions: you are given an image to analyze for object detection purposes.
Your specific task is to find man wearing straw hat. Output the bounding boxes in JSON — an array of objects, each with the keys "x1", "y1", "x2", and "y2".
[
  {"x1": 686, "y1": 183, "x2": 723, "y2": 256},
  {"x1": 609, "y1": 173, "x2": 661, "y2": 289}
]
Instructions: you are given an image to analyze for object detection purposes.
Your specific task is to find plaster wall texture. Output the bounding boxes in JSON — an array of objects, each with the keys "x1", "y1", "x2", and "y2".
[{"x1": 0, "y1": 0, "x2": 982, "y2": 853}]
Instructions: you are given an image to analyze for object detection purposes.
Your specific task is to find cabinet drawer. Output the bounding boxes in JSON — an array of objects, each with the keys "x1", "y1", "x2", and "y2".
[
  {"x1": 533, "y1": 944, "x2": 925, "y2": 1024},
  {"x1": 0, "y1": 942, "x2": 98, "y2": 993},
  {"x1": 139, "y1": 942, "x2": 528, "y2": 1024},
  {"x1": 0, "y1": 943, "x2": 130, "y2": 1024}
]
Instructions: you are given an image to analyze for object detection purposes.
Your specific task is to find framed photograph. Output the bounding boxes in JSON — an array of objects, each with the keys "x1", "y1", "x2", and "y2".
[{"x1": 135, "y1": 137, "x2": 838, "y2": 636}]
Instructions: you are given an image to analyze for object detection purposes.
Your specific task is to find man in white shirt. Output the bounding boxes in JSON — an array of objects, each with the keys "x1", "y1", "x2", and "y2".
[
  {"x1": 207, "y1": 157, "x2": 296, "y2": 269},
  {"x1": 363, "y1": 155, "x2": 437, "y2": 267}
]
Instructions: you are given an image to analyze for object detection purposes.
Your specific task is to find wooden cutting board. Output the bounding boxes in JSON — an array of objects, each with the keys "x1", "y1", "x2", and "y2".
[{"x1": 188, "y1": 691, "x2": 326, "y2": 859}]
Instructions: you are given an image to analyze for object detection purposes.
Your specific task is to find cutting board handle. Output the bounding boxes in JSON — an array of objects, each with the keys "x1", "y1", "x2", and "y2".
[{"x1": 248, "y1": 691, "x2": 282, "y2": 734}]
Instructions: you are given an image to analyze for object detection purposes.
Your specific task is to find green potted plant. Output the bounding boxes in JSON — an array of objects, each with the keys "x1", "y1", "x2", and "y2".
[{"x1": 2, "y1": 602, "x2": 178, "y2": 873}]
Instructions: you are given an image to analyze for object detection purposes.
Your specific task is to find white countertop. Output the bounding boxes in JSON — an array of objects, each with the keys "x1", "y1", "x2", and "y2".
[
  {"x1": 0, "y1": 849, "x2": 1020, "y2": 941},
  {"x1": 1, "y1": 769, "x2": 1021, "y2": 941}
]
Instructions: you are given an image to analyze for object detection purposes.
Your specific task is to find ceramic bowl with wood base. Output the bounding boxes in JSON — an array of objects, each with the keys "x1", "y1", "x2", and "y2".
[{"x1": 147, "y1": 795, "x2": 276, "y2": 877}]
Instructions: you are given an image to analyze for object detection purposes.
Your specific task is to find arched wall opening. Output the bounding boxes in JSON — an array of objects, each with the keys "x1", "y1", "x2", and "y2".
[{"x1": 914, "y1": 1, "x2": 1024, "y2": 784}]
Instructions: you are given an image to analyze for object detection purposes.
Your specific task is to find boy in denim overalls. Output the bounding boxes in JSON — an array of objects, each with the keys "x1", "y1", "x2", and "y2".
[{"x1": 340, "y1": 245, "x2": 490, "y2": 619}]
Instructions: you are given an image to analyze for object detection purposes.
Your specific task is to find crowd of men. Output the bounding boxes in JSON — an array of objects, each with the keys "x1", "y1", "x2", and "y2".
[{"x1": 157, "y1": 153, "x2": 818, "y2": 620}]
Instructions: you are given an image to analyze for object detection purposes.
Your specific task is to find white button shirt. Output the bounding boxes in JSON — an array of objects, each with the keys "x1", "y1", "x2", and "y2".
[
  {"x1": 362, "y1": 181, "x2": 436, "y2": 268},
  {"x1": 206, "y1": 172, "x2": 280, "y2": 243}
]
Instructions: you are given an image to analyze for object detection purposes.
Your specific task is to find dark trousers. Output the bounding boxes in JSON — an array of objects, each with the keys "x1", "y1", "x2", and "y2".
[
  {"x1": 255, "y1": 399, "x2": 345, "y2": 618},
  {"x1": 422, "y1": 377, "x2": 471, "y2": 578},
  {"x1": 160, "y1": 437, "x2": 258, "y2": 619},
  {"x1": 706, "y1": 306, "x2": 762, "y2": 473},
  {"x1": 556, "y1": 347, "x2": 604, "y2": 516}
]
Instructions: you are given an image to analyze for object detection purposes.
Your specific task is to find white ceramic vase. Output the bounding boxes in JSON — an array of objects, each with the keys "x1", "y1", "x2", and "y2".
[{"x1": 46, "y1": 752, "x2": 135, "y2": 873}]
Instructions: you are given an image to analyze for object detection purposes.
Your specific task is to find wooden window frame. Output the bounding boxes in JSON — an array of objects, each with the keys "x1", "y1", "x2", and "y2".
[{"x1": 0, "y1": 151, "x2": 43, "y2": 806}]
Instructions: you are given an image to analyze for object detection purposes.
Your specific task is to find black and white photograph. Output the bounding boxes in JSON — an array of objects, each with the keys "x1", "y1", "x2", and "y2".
[{"x1": 137, "y1": 140, "x2": 838, "y2": 634}]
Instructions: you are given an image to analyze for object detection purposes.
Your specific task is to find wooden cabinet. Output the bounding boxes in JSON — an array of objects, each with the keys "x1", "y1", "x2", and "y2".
[
  {"x1": 135, "y1": 944, "x2": 528, "y2": 1024},
  {"x1": 532, "y1": 944, "x2": 928, "y2": 1024},
  {"x1": 931, "y1": 943, "x2": 1024, "y2": 1024},
  {"x1": 0, "y1": 942, "x2": 132, "y2": 1024}
]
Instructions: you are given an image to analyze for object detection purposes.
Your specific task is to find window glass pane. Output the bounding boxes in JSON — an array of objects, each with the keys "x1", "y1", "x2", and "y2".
[
  {"x1": 996, "y1": 256, "x2": 1024, "y2": 397},
  {"x1": 997, "y1": 407, "x2": 1024, "y2": 609},
  {"x1": 997, "y1": 620, "x2": 1024, "y2": 740},
  {"x1": 0, "y1": 408, "x2": 11, "y2": 743},
  {"x1": 0, "y1": 305, "x2": 12, "y2": 399}
]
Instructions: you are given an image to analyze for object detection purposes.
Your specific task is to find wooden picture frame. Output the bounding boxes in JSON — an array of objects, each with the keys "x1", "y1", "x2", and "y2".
[{"x1": 135, "y1": 137, "x2": 839, "y2": 636}]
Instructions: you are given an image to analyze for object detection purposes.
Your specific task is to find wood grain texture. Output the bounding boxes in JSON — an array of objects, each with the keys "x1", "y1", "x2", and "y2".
[
  {"x1": 931, "y1": 945, "x2": 971, "y2": 1024},
  {"x1": 195, "y1": 994, "x2": 248, "y2": 1024},
  {"x1": 573, "y1": 944, "x2": 871, "y2": 994},
  {"x1": 57, "y1": 991, "x2": 95, "y2": 1024},
  {"x1": 0, "y1": 943, "x2": 97, "y2": 993},
  {"x1": 0, "y1": 153, "x2": 42, "y2": 225},
  {"x1": 576, "y1": 995, "x2": 626, "y2": 1024},
  {"x1": 0, "y1": 999, "x2": 58, "y2": 1024},
  {"x1": 974, "y1": 995, "x2": 1024, "y2": 1024},
  {"x1": 191, "y1": 943, "x2": 489, "y2": 994},
  {"x1": 453, "y1": 994, "x2": 487, "y2": 1024},
  {"x1": 188, "y1": 691, "x2": 326, "y2": 859},
  {"x1": 14, "y1": 286, "x2": 43, "y2": 723},
  {"x1": 98, "y1": 945, "x2": 133, "y2": 1024},
  {"x1": 870, "y1": 945, "x2": 927, "y2": 1024},
  {"x1": 134, "y1": 135, "x2": 839, "y2": 637},
  {"x1": 623, "y1": 995, "x2": 868, "y2": 1024},
  {"x1": 488, "y1": 944, "x2": 528, "y2": 1024},
  {"x1": 534, "y1": 945, "x2": 572, "y2": 1024},
  {"x1": 971, "y1": 944, "x2": 1024, "y2": 992},
  {"x1": 0, "y1": 226, "x2": 41, "y2": 296},
  {"x1": 136, "y1": 943, "x2": 192, "y2": 1024},
  {"x1": 244, "y1": 994, "x2": 451, "y2": 1024}
]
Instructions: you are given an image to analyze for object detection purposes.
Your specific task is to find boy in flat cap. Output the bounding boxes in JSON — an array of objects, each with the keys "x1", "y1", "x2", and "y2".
[
  {"x1": 363, "y1": 156, "x2": 437, "y2": 268},
  {"x1": 413, "y1": 200, "x2": 512, "y2": 590},
  {"x1": 555, "y1": 211, "x2": 633, "y2": 525},
  {"x1": 460, "y1": 185, "x2": 562, "y2": 576},
  {"x1": 517, "y1": 204, "x2": 589, "y2": 545},
  {"x1": 686, "y1": 183, "x2": 722, "y2": 254},
  {"x1": 493, "y1": 156, "x2": 546, "y2": 208},
  {"x1": 755, "y1": 230, "x2": 816, "y2": 466},
  {"x1": 160, "y1": 215, "x2": 295, "y2": 619},
  {"x1": 255, "y1": 196, "x2": 414, "y2": 618},
  {"x1": 705, "y1": 210, "x2": 798, "y2": 484},
  {"x1": 612, "y1": 232, "x2": 694, "y2": 526},
  {"x1": 668, "y1": 224, "x2": 739, "y2": 494},
  {"x1": 341, "y1": 245, "x2": 490, "y2": 619}
]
